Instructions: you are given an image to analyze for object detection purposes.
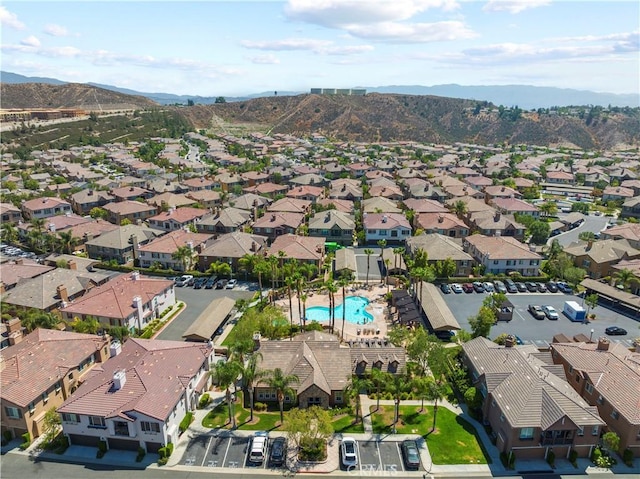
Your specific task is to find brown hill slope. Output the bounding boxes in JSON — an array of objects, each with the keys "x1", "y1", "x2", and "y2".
[
  {"x1": 1, "y1": 83, "x2": 157, "y2": 110},
  {"x1": 177, "y1": 93, "x2": 639, "y2": 150}
]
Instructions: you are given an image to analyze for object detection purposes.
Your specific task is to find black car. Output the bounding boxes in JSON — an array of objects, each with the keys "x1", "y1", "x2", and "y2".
[
  {"x1": 215, "y1": 279, "x2": 228, "y2": 289},
  {"x1": 525, "y1": 281, "x2": 538, "y2": 292},
  {"x1": 440, "y1": 283, "x2": 451, "y2": 294},
  {"x1": 557, "y1": 281, "x2": 573, "y2": 294},
  {"x1": 605, "y1": 326, "x2": 627, "y2": 336},
  {"x1": 516, "y1": 282, "x2": 528, "y2": 293},
  {"x1": 504, "y1": 280, "x2": 518, "y2": 293},
  {"x1": 546, "y1": 281, "x2": 558, "y2": 293},
  {"x1": 269, "y1": 437, "x2": 287, "y2": 467},
  {"x1": 193, "y1": 277, "x2": 207, "y2": 289},
  {"x1": 205, "y1": 276, "x2": 218, "y2": 289},
  {"x1": 401, "y1": 439, "x2": 421, "y2": 470}
]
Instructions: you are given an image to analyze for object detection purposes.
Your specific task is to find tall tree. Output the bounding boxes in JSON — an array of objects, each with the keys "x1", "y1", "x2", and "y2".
[
  {"x1": 211, "y1": 360, "x2": 242, "y2": 428},
  {"x1": 614, "y1": 268, "x2": 638, "y2": 291},
  {"x1": 57, "y1": 230, "x2": 80, "y2": 254},
  {"x1": 172, "y1": 244, "x2": 194, "y2": 272},
  {"x1": 364, "y1": 248, "x2": 375, "y2": 286},
  {"x1": 452, "y1": 200, "x2": 467, "y2": 219},
  {"x1": 370, "y1": 368, "x2": 386, "y2": 412},
  {"x1": 386, "y1": 372, "x2": 413, "y2": 434},
  {"x1": 264, "y1": 368, "x2": 299, "y2": 425},
  {"x1": 324, "y1": 278, "x2": 338, "y2": 334},
  {"x1": 343, "y1": 376, "x2": 371, "y2": 424},
  {"x1": 239, "y1": 352, "x2": 266, "y2": 423},
  {"x1": 425, "y1": 378, "x2": 447, "y2": 433}
]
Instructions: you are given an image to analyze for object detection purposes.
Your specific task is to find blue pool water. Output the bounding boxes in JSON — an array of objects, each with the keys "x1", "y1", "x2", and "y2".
[{"x1": 305, "y1": 296, "x2": 373, "y2": 324}]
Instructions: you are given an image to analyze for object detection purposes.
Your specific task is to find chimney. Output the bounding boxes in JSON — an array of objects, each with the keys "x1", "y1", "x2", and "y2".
[
  {"x1": 130, "y1": 234, "x2": 139, "y2": 260},
  {"x1": 597, "y1": 337, "x2": 610, "y2": 351},
  {"x1": 14, "y1": 258, "x2": 24, "y2": 266},
  {"x1": 131, "y1": 270, "x2": 140, "y2": 281},
  {"x1": 48, "y1": 223, "x2": 56, "y2": 233},
  {"x1": 88, "y1": 190, "x2": 94, "y2": 196},
  {"x1": 110, "y1": 340, "x2": 122, "y2": 357},
  {"x1": 7, "y1": 317, "x2": 21, "y2": 334},
  {"x1": 112, "y1": 370, "x2": 126, "y2": 391},
  {"x1": 129, "y1": 186, "x2": 135, "y2": 192},
  {"x1": 57, "y1": 284, "x2": 69, "y2": 303},
  {"x1": 494, "y1": 211, "x2": 501, "y2": 222},
  {"x1": 68, "y1": 259, "x2": 77, "y2": 270},
  {"x1": 271, "y1": 214, "x2": 276, "y2": 222},
  {"x1": 253, "y1": 331, "x2": 261, "y2": 350},
  {"x1": 382, "y1": 215, "x2": 388, "y2": 223},
  {"x1": 587, "y1": 240, "x2": 593, "y2": 250},
  {"x1": 505, "y1": 335, "x2": 516, "y2": 348},
  {"x1": 438, "y1": 215, "x2": 444, "y2": 224},
  {"x1": 250, "y1": 241, "x2": 258, "y2": 252}
]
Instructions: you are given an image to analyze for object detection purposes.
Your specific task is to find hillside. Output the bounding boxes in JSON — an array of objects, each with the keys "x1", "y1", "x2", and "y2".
[
  {"x1": 175, "y1": 93, "x2": 640, "y2": 150},
  {"x1": 0, "y1": 83, "x2": 158, "y2": 110}
]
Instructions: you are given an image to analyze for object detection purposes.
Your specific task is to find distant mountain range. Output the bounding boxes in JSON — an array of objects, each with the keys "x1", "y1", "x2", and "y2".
[{"x1": 2, "y1": 71, "x2": 638, "y2": 110}]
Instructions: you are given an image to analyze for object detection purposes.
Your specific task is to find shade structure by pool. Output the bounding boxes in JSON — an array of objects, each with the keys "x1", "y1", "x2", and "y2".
[{"x1": 305, "y1": 296, "x2": 373, "y2": 324}]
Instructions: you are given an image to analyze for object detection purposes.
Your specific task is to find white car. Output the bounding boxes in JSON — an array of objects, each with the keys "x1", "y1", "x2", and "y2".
[
  {"x1": 226, "y1": 279, "x2": 238, "y2": 289},
  {"x1": 341, "y1": 437, "x2": 358, "y2": 468},
  {"x1": 175, "y1": 274, "x2": 194, "y2": 287},
  {"x1": 483, "y1": 282, "x2": 495, "y2": 293},
  {"x1": 542, "y1": 305, "x2": 559, "y2": 320},
  {"x1": 450, "y1": 283, "x2": 463, "y2": 294}
]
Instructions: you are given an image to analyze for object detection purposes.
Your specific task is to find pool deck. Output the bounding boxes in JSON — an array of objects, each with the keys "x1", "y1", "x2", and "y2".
[{"x1": 274, "y1": 283, "x2": 391, "y2": 341}]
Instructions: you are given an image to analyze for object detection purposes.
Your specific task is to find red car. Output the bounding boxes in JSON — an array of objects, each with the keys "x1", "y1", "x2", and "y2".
[{"x1": 462, "y1": 283, "x2": 474, "y2": 293}]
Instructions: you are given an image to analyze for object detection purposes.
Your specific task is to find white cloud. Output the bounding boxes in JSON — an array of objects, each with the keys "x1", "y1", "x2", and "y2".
[
  {"x1": 248, "y1": 54, "x2": 281, "y2": 65},
  {"x1": 483, "y1": 0, "x2": 551, "y2": 14},
  {"x1": 285, "y1": 0, "x2": 459, "y2": 27},
  {"x1": 347, "y1": 20, "x2": 476, "y2": 43},
  {"x1": 241, "y1": 37, "x2": 373, "y2": 55},
  {"x1": 324, "y1": 44, "x2": 374, "y2": 55},
  {"x1": 20, "y1": 35, "x2": 41, "y2": 48},
  {"x1": 0, "y1": 6, "x2": 25, "y2": 29},
  {"x1": 44, "y1": 23, "x2": 70, "y2": 37}
]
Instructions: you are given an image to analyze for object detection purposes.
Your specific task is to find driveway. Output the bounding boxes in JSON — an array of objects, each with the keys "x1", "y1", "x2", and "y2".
[
  {"x1": 549, "y1": 212, "x2": 611, "y2": 246},
  {"x1": 156, "y1": 281, "x2": 256, "y2": 341}
]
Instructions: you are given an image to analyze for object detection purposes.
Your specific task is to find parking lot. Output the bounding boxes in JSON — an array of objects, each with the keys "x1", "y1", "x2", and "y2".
[
  {"x1": 350, "y1": 439, "x2": 421, "y2": 473},
  {"x1": 156, "y1": 280, "x2": 256, "y2": 341},
  {"x1": 440, "y1": 286, "x2": 639, "y2": 348}
]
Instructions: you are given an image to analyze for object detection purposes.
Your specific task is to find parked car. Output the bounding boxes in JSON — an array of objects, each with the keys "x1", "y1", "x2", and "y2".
[
  {"x1": 528, "y1": 304, "x2": 546, "y2": 320},
  {"x1": 493, "y1": 280, "x2": 507, "y2": 294},
  {"x1": 269, "y1": 437, "x2": 287, "y2": 467},
  {"x1": 515, "y1": 282, "x2": 528, "y2": 293},
  {"x1": 557, "y1": 281, "x2": 573, "y2": 294},
  {"x1": 249, "y1": 431, "x2": 268, "y2": 465},
  {"x1": 525, "y1": 281, "x2": 538, "y2": 292},
  {"x1": 542, "y1": 305, "x2": 559, "y2": 320},
  {"x1": 605, "y1": 326, "x2": 627, "y2": 336},
  {"x1": 537, "y1": 283, "x2": 547, "y2": 293},
  {"x1": 193, "y1": 277, "x2": 207, "y2": 289},
  {"x1": 483, "y1": 282, "x2": 495, "y2": 293},
  {"x1": 504, "y1": 279, "x2": 518, "y2": 293},
  {"x1": 226, "y1": 279, "x2": 238, "y2": 289},
  {"x1": 215, "y1": 279, "x2": 228, "y2": 289},
  {"x1": 401, "y1": 439, "x2": 421, "y2": 470},
  {"x1": 205, "y1": 276, "x2": 218, "y2": 289},
  {"x1": 462, "y1": 283, "x2": 474, "y2": 293},
  {"x1": 472, "y1": 281, "x2": 485, "y2": 293},
  {"x1": 175, "y1": 274, "x2": 194, "y2": 287},
  {"x1": 341, "y1": 437, "x2": 358, "y2": 468},
  {"x1": 440, "y1": 283, "x2": 451, "y2": 294},
  {"x1": 435, "y1": 330, "x2": 455, "y2": 342},
  {"x1": 450, "y1": 283, "x2": 463, "y2": 294},
  {"x1": 546, "y1": 281, "x2": 558, "y2": 293}
]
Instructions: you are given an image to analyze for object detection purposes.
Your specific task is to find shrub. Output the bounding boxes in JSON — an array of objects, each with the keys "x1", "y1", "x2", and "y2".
[
  {"x1": 198, "y1": 393, "x2": 211, "y2": 409},
  {"x1": 500, "y1": 452, "x2": 510, "y2": 469},
  {"x1": 179, "y1": 412, "x2": 194, "y2": 433},
  {"x1": 158, "y1": 446, "x2": 167, "y2": 458},
  {"x1": 96, "y1": 440, "x2": 107, "y2": 458},
  {"x1": 547, "y1": 450, "x2": 555, "y2": 468},
  {"x1": 591, "y1": 447, "x2": 602, "y2": 464},
  {"x1": 622, "y1": 448, "x2": 633, "y2": 467},
  {"x1": 2, "y1": 430, "x2": 12, "y2": 446},
  {"x1": 569, "y1": 449, "x2": 578, "y2": 468},
  {"x1": 136, "y1": 447, "x2": 146, "y2": 462},
  {"x1": 167, "y1": 442, "x2": 174, "y2": 456},
  {"x1": 158, "y1": 456, "x2": 168, "y2": 466},
  {"x1": 254, "y1": 402, "x2": 267, "y2": 412},
  {"x1": 19, "y1": 432, "x2": 31, "y2": 450}
]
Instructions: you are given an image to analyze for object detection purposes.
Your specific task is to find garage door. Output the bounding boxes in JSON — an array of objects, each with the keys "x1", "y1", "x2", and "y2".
[
  {"x1": 146, "y1": 441, "x2": 163, "y2": 453},
  {"x1": 108, "y1": 438, "x2": 139, "y2": 451},
  {"x1": 68, "y1": 434, "x2": 101, "y2": 447}
]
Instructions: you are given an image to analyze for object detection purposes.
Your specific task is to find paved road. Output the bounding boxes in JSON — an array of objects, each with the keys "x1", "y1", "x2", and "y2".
[
  {"x1": 549, "y1": 213, "x2": 611, "y2": 247},
  {"x1": 155, "y1": 282, "x2": 256, "y2": 341}
]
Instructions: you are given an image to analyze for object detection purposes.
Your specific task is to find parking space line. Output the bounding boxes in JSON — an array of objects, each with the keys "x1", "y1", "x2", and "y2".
[
  {"x1": 395, "y1": 442, "x2": 405, "y2": 472},
  {"x1": 242, "y1": 437, "x2": 250, "y2": 469},
  {"x1": 375, "y1": 440, "x2": 383, "y2": 469},
  {"x1": 222, "y1": 436, "x2": 232, "y2": 466},
  {"x1": 200, "y1": 436, "x2": 214, "y2": 467}
]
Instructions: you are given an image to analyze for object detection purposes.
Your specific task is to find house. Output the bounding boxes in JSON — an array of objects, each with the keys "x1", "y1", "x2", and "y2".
[
  {"x1": 21, "y1": 197, "x2": 72, "y2": 220},
  {"x1": 254, "y1": 331, "x2": 351, "y2": 408},
  {"x1": 545, "y1": 171, "x2": 575, "y2": 184},
  {"x1": 601, "y1": 222, "x2": 640, "y2": 249},
  {"x1": 252, "y1": 212, "x2": 305, "y2": 241},
  {"x1": 491, "y1": 197, "x2": 540, "y2": 218},
  {"x1": 463, "y1": 235, "x2": 541, "y2": 276},
  {"x1": 550, "y1": 339, "x2": 640, "y2": 457},
  {"x1": 138, "y1": 230, "x2": 213, "y2": 271},
  {"x1": 53, "y1": 219, "x2": 120, "y2": 252},
  {"x1": 462, "y1": 337, "x2": 604, "y2": 461},
  {"x1": 103, "y1": 200, "x2": 157, "y2": 225},
  {"x1": 363, "y1": 197, "x2": 402, "y2": 214},
  {"x1": 620, "y1": 196, "x2": 640, "y2": 220},
  {"x1": 602, "y1": 186, "x2": 635, "y2": 202},
  {"x1": 349, "y1": 339, "x2": 407, "y2": 376},
  {"x1": 316, "y1": 198, "x2": 354, "y2": 213},
  {"x1": 57, "y1": 338, "x2": 213, "y2": 453},
  {"x1": 308, "y1": 210, "x2": 355, "y2": 245},
  {"x1": 329, "y1": 179, "x2": 362, "y2": 201},
  {"x1": 85, "y1": 224, "x2": 163, "y2": 264},
  {"x1": 147, "y1": 207, "x2": 208, "y2": 232},
  {"x1": 484, "y1": 185, "x2": 522, "y2": 202},
  {"x1": 242, "y1": 182, "x2": 289, "y2": 198},
  {"x1": 469, "y1": 211, "x2": 526, "y2": 240},
  {"x1": 69, "y1": 190, "x2": 115, "y2": 215},
  {"x1": 267, "y1": 197, "x2": 312, "y2": 215},
  {"x1": 289, "y1": 173, "x2": 327, "y2": 187},
  {"x1": 185, "y1": 190, "x2": 222, "y2": 209},
  {"x1": 231, "y1": 193, "x2": 271, "y2": 212},
  {"x1": 406, "y1": 233, "x2": 474, "y2": 277},
  {"x1": 0, "y1": 258, "x2": 55, "y2": 291},
  {"x1": 181, "y1": 177, "x2": 215, "y2": 191},
  {"x1": 267, "y1": 234, "x2": 324, "y2": 267},
  {"x1": 198, "y1": 231, "x2": 267, "y2": 272},
  {"x1": 363, "y1": 213, "x2": 412, "y2": 244},
  {"x1": 414, "y1": 213, "x2": 469, "y2": 238},
  {"x1": 0, "y1": 202, "x2": 23, "y2": 224},
  {"x1": 563, "y1": 239, "x2": 640, "y2": 279},
  {"x1": 0, "y1": 329, "x2": 110, "y2": 442},
  {"x1": 110, "y1": 186, "x2": 153, "y2": 202},
  {"x1": 60, "y1": 272, "x2": 175, "y2": 332},
  {"x1": 402, "y1": 198, "x2": 448, "y2": 214},
  {"x1": 146, "y1": 192, "x2": 195, "y2": 210},
  {"x1": 286, "y1": 185, "x2": 324, "y2": 202},
  {"x1": 196, "y1": 208, "x2": 252, "y2": 236}
]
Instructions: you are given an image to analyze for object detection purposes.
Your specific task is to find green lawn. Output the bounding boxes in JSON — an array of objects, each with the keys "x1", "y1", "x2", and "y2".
[
  {"x1": 331, "y1": 414, "x2": 365, "y2": 434},
  {"x1": 370, "y1": 405, "x2": 489, "y2": 465}
]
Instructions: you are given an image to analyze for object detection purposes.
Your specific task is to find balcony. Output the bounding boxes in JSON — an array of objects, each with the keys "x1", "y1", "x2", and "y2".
[{"x1": 540, "y1": 430, "x2": 574, "y2": 446}]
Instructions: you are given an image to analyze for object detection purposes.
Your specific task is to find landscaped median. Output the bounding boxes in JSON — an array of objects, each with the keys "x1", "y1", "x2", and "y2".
[{"x1": 370, "y1": 405, "x2": 489, "y2": 465}]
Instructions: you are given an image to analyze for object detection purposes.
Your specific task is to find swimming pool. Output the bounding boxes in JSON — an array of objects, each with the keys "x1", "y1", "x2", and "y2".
[{"x1": 305, "y1": 296, "x2": 373, "y2": 324}]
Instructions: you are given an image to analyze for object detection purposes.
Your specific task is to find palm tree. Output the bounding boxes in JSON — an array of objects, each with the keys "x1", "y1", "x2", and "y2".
[
  {"x1": 264, "y1": 368, "x2": 299, "y2": 425},
  {"x1": 1, "y1": 223, "x2": 18, "y2": 245},
  {"x1": 172, "y1": 244, "x2": 194, "y2": 272},
  {"x1": 377, "y1": 239, "x2": 387, "y2": 260},
  {"x1": 370, "y1": 368, "x2": 386, "y2": 412},
  {"x1": 325, "y1": 278, "x2": 338, "y2": 334},
  {"x1": 384, "y1": 258, "x2": 391, "y2": 292},
  {"x1": 338, "y1": 274, "x2": 350, "y2": 340},
  {"x1": 343, "y1": 376, "x2": 371, "y2": 424},
  {"x1": 452, "y1": 200, "x2": 467, "y2": 219},
  {"x1": 392, "y1": 247, "x2": 405, "y2": 272},
  {"x1": 57, "y1": 230, "x2": 80, "y2": 254},
  {"x1": 614, "y1": 268, "x2": 638, "y2": 291},
  {"x1": 412, "y1": 377, "x2": 431, "y2": 412},
  {"x1": 364, "y1": 248, "x2": 374, "y2": 286},
  {"x1": 544, "y1": 238, "x2": 564, "y2": 261},
  {"x1": 285, "y1": 275, "x2": 296, "y2": 338},
  {"x1": 386, "y1": 372, "x2": 413, "y2": 434},
  {"x1": 267, "y1": 255, "x2": 279, "y2": 303},
  {"x1": 238, "y1": 253, "x2": 257, "y2": 282},
  {"x1": 425, "y1": 378, "x2": 447, "y2": 434},
  {"x1": 211, "y1": 360, "x2": 242, "y2": 428},
  {"x1": 253, "y1": 257, "x2": 270, "y2": 300},
  {"x1": 239, "y1": 352, "x2": 267, "y2": 423}
]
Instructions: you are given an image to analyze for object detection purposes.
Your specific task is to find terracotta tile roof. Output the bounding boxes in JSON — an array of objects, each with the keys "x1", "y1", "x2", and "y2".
[
  {"x1": 110, "y1": 186, "x2": 151, "y2": 198},
  {"x1": 22, "y1": 197, "x2": 71, "y2": 212},
  {"x1": 148, "y1": 207, "x2": 208, "y2": 224},
  {"x1": 492, "y1": 197, "x2": 540, "y2": 212},
  {"x1": 61, "y1": 273, "x2": 173, "y2": 320},
  {"x1": 603, "y1": 223, "x2": 640, "y2": 242},
  {"x1": 286, "y1": 185, "x2": 324, "y2": 199},
  {"x1": 268, "y1": 197, "x2": 311, "y2": 213},
  {"x1": 362, "y1": 213, "x2": 411, "y2": 230},
  {"x1": 407, "y1": 233, "x2": 471, "y2": 261},
  {"x1": 85, "y1": 224, "x2": 162, "y2": 250},
  {"x1": 0, "y1": 260, "x2": 55, "y2": 288},
  {"x1": 415, "y1": 213, "x2": 468, "y2": 231},
  {"x1": 199, "y1": 231, "x2": 267, "y2": 258},
  {"x1": 58, "y1": 338, "x2": 212, "y2": 421},
  {"x1": 243, "y1": 182, "x2": 289, "y2": 195},
  {"x1": 138, "y1": 229, "x2": 212, "y2": 254},
  {"x1": 231, "y1": 193, "x2": 272, "y2": 211},
  {"x1": 182, "y1": 177, "x2": 215, "y2": 188},
  {"x1": 146, "y1": 193, "x2": 195, "y2": 208},
  {"x1": 1, "y1": 329, "x2": 109, "y2": 407},
  {"x1": 253, "y1": 211, "x2": 304, "y2": 230},
  {"x1": 316, "y1": 198, "x2": 354, "y2": 213},
  {"x1": 564, "y1": 239, "x2": 640, "y2": 264},
  {"x1": 268, "y1": 234, "x2": 324, "y2": 261},
  {"x1": 308, "y1": 210, "x2": 355, "y2": 230},
  {"x1": 58, "y1": 219, "x2": 119, "y2": 240},
  {"x1": 363, "y1": 197, "x2": 402, "y2": 213},
  {"x1": 464, "y1": 235, "x2": 541, "y2": 260},
  {"x1": 103, "y1": 200, "x2": 156, "y2": 215}
]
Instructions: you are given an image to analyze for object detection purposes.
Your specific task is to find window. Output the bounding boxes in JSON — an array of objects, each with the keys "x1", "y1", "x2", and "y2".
[
  {"x1": 597, "y1": 395, "x2": 604, "y2": 405},
  {"x1": 391, "y1": 230, "x2": 397, "y2": 237},
  {"x1": 42, "y1": 391, "x2": 49, "y2": 403},
  {"x1": 592, "y1": 426, "x2": 599, "y2": 436},
  {"x1": 62, "y1": 413, "x2": 79, "y2": 423},
  {"x1": 493, "y1": 260, "x2": 499, "y2": 264},
  {"x1": 577, "y1": 426, "x2": 584, "y2": 436},
  {"x1": 568, "y1": 366, "x2": 573, "y2": 373},
  {"x1": 585, "y1": 383, "x2": 594, "y2": 394},
  {"x1": 491, "y1": 399, "x2": 496, "y2": 407},
  {"x1": 88, "y1": 416, "x2": 106, "y2": 428},
  {"x1": 519, "y1": 428, "x2": 534, "y2": 440},
  {"x1": 141, "y1": 421, "x2": 160, "y2": 433},
  {"x1": 28, "y1": 402, "x2": 35, "y2": 414},
  {"x1": 500, "y1": 413, "x2": 505, "y2": 422},
  {"x1": 575, "y1": 374, "x2": 580, "y2": 383},
  {"x1": 5, "y1": 407, "x2": 22, "y2": 419},
  {"x1": 611, "y1": 410, "x2": 619, "y2": 420},
  {"x1": 335, "y1": 393, "x2": 343, "y2": 403},
  {"x1": 379, "y1": 230, "x2": 387, "y2": 236}
]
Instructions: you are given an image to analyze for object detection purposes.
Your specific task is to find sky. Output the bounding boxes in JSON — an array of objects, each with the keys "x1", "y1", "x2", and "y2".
[{"x1": 1, "y1": 1, "x2": 638, "y2": 97}]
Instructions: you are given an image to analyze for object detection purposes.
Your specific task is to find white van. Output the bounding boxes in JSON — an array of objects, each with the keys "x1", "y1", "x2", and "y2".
[{"x1": 249, "y1": 431, "x2": 268, "y2": 465}]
